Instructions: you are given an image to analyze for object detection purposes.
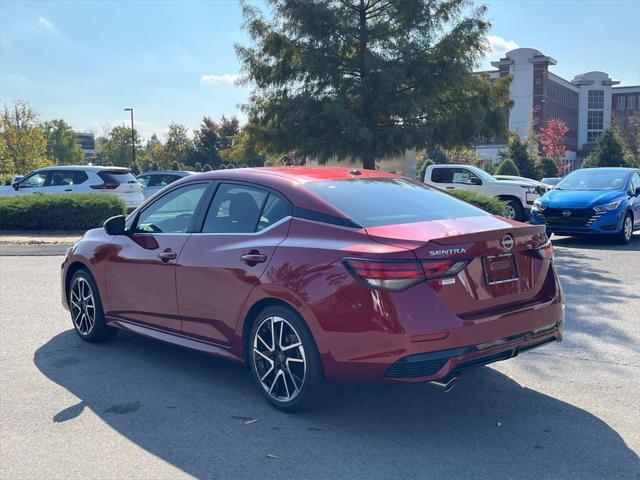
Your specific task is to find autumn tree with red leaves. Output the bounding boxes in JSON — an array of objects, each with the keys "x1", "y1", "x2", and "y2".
[{"x1": 539, "y1": 119, "x2": 569, "y2": 175}]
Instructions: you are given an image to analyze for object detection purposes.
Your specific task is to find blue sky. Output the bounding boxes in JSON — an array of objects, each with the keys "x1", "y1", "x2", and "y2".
[{"x1": 1, "y1": 0, "x2": 639, "y2": 140}]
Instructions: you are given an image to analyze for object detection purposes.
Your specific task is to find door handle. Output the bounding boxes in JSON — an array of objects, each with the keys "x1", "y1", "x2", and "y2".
[
  {"x1": 241, "y1": 252, "x2": 267, "y2": 265},
  {"x1": 64, "y1": 188, "x2": 73, "y2": 192},
  {"x1": 158, "y1": 249, "x2": 177, "y2": 263},
  {"x1": 446, "y1": 187, "x2": 455, "y2": 190}
]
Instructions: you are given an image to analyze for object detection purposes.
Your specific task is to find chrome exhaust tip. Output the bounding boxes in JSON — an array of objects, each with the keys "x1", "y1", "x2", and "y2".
[{"x1": 430, "y1": 376, "x2": 457, "y2": 392}]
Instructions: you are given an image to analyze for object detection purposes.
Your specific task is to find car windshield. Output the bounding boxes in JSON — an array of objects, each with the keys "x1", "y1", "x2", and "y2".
[
  {"x1": 468, "y1": 167, "x2": 495, "y2": 182},
  {"x1": 304, "y1": 178, "x2": 488, "y2": 227},
  {"x1": 555, "y1": 170, "x2": 628, "y2": 191},
  {"x1": 541, "y1": 178, "x2": 561, "y2": 186}
]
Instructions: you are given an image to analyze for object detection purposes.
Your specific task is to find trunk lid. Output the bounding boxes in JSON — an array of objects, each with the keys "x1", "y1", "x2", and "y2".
[{"x1": 365, "y1": 216, "x2": 551, "y2": 317}]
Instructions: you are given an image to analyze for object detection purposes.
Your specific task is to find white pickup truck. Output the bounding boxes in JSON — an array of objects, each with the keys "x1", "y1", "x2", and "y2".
[{"x1": 423, "y1": 164, "x2": 541, "y2": 221}]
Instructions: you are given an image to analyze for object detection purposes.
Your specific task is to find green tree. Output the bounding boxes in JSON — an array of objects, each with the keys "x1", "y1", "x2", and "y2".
[
  {"x1": 0, "y1": 100, "x2": 52, "y2": 174},
  {"x1": 43, "y1": 119, "x2": 85, "y2": 165},
  {"x1": 142, "y1": 134, "x2": 165, "y2": 171},
  {"x1": 217, "y1": 116, "x2": 240, "y2": 151},
  {"x1": 164, "y1": 123, "x2": 193, "y2": 169},
  {"x1": 237, "y1": 0, "x2": 511, "y2": 169},
  {"x1": 499, "y1": 134, "x2": 537, "y2": 179},
  {"x1": 612, "y1": 112, "x2": 640, "y2": 167},
  {"x1": 129, "y1": 162, "x2": 141, "y2": 175},
  {"x1": 219, "y1": 128, "x2": 266, "y2": 167},
  {"x1": 101, "y1": 126, "x2": 142, "y2": 167},
  {"x1": 192, "y1": 117, "x2": 221, "y2": 167},
  {"x1": 495, "y1": 158, "x2": 520, "y2": 176},
  {"x1": 582, "y1": 129, "x2": 627, "y2": 168},
  {"x1": 539, "y1": 157, "x2": 559, "y2": 178}
]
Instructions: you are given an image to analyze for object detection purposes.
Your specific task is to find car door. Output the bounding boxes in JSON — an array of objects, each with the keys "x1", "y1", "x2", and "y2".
[
  {"x1": 430, "y1": 167, "x2": 485, "y2": 195},
  {"x1": 45, "y1": 170, "x2": 88, "y2": 194},
  {"x1": 14, "y1": 170, "x2": 49, "y2": 195},
  {"x1": 177, "y1": 182, "x2": 293, "y2": 345},
  {"x1": 104, "y1": 182, "x2": 211, "y2": 332}
]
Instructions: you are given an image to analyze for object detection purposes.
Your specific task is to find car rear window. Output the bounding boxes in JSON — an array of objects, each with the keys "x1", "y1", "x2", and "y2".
[
  {"x1": 304, "y1": 178, "x2": 488, "y2": 227},
  {"x1": 98, "y1": 169, "x2": 137, "y2": 184}
]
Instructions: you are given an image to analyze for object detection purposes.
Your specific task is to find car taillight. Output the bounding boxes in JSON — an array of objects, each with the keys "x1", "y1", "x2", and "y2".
[
  {"x1": 343, "y1": 258, "x2": 469, "y2": 292},
  {"x1": 534, "y1": 241, "x2": 554, "y2": 260},
  {"x1": 90, "y1": 182, "x2": 119, "y2": 190},
  {"x1": 421, "y1": 260, "x2": 469, "y2": 279},
  {"x1": 526, "y1": 240, "x2": 554, "y2": 260}
]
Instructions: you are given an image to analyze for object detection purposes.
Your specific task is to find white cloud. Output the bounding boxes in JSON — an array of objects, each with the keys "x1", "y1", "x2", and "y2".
[
  {"x1": 37, "y1": 16, "x2": 57, "y2": 33},
  {"x1": 200, "y1": 73, "x2": 241, "y2": 85},
  {"x1": 487, "y1": 35, "x2": 519, "y2": 57}
]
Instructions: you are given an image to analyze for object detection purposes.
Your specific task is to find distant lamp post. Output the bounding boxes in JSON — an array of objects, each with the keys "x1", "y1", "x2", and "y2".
[{"x1": 124, "y1": 108, "x2": 136, "y2": 165}]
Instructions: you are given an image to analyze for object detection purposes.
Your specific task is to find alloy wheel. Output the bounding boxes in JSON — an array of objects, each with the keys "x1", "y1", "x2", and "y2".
[
  {"x1": 253, "y1": 316, "x2": 307, "y2": 402},
  {"x1": 70, "y1": 277, "x2": 96, "y2": 335},
  {"x1": 503, "y1": 205, "x2": 516, "y2": 220},
  {"x1": 624, "y1": 216, "x2": 632, "y2": 241}
]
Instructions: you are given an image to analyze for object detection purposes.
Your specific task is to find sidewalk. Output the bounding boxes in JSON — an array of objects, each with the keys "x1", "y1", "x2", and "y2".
[{"x1": 0, "y1": 231, "x2": 83, "y2": 256}]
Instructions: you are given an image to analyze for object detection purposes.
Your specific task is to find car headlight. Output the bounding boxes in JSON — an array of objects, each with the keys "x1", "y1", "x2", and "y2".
[
  {"x1": 533, "y1": 199, "x2": 546, "y2": 211},
  {"x1": 521, "y1": 185, "x2": 537, "y2": 194},
  {"x1": 593, "y1": 200, "x2": 622, "y2": 212}
]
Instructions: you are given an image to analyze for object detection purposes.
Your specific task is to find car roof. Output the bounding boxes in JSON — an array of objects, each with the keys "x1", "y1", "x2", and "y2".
[
  {"x1": 139, "y1": 170, "x2": 194, "y2": 175},
  {"x1": 31, "y1": 165, "x2": 130, "y2": 172},
  {"x1": 572, "y1": 167, "x2": 635, "y2": 173}
]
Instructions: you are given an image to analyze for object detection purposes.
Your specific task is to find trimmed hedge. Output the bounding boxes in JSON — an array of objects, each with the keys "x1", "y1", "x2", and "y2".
[
  {"x1": 448, "y1": 189, "x2": 507, "y2": 216},
  {"x1": 0, "y1": 193, "x2": 126, "y2": 230}
]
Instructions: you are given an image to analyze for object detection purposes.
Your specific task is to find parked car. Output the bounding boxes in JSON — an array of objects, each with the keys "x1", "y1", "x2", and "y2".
[
  {"x1": 2, "y1": 166, "x2": 144, "y2": 210},
  {"x1": 423, "y1": 164, "x2": 540, "y2": 221},
  {"x1": 137, "y1": 170, "x2": 195, "y2": 198},
  {"x1": 531, "y1": 167, "x2": 640, "y2": 243},
  {"x1": 494, "y1": 175, "x2": 550, "y2": 195},
  {"x1": 541, "y1": 177, "x2": 562, "y2": 188},
  {"x1": 62, "y1": 167, "x2": 563, "y2": 411}
]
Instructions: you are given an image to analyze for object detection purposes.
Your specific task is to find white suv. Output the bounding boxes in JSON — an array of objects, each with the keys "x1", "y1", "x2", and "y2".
[
  {"x1": 2, "y1": 166, "x2": 144, "y2": 210},
  {"x1": 423, "y1": 164, "x2": 541, "y2": 221}
]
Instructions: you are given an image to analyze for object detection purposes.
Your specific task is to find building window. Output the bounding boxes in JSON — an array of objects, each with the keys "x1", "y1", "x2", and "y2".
[
  {"x1": 628, "y1": 96, "x2": 636, "y2": 111},
  {"x1": 588, "y1": 90, "x2": 604, "y2": 109},
  {"x1": 587, "y1": 111, "x2": 603, "y2": 130},
  {"x1": 617, "y1": 96, "x2": 626, "y2": 110},
  {"x1": 587, "y1": 131, "x2": 602, "y2": 143}
]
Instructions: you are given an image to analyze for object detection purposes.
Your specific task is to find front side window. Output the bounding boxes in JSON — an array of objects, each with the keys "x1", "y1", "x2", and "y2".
[
  {"x1": 137, "y1": 175, "x2": 150, "y2": 187},
  {"x1": 19, "y1": 171, "x2": 48, "y2": 188},
  {"x1": 431, "y1": 167, "x2": 480, "y2": 185},
  {"x1": 304, "y1": 178, "x2": 488, "y2": 227},
  {"x1": 630, "y1": 172, "x2": 640, "y2": 194},
  {"x1": 136, "y1": 183, "x2": 208, "y2": 233},
  {"x1": 202, "y1": 183, "x2": 268, "y2": 234}
]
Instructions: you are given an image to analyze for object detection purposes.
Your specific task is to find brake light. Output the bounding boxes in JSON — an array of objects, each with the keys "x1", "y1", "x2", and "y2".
[
  {"x1": 90, "y1": 182, "x2": 119, "y2": 190},
  {"x1": 343, "y1": 258, "x2": 469, "y2": 292},
  {"x1": 344, "y1": 259, "x2": 423, "y2": 291},
  {"x1": 421, "y1": 260, "x2": 469, "y2": 279},
  {"x1": 534, "y1": 241, "x2": 554, "y2": 260}
]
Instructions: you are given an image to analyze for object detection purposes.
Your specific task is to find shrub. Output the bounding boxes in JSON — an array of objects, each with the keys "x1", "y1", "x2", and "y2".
[
  {"x1": 539, "y1": 157, "x2": 559, "y2": 178},
  {"x1": 0, "y1": 173, "x2": 17, "y2": 186},
  {"x1": 495, "y1": 158, "x2": 520, "y2": 176},
  {"x1": 0, "y1": 193, "x2": 126, "y2": 231},
  {"x1": 416, "y1": 159, "x2": 433, "y2": 181},
  {"x1": 448, "y1": 189, "x2": 507, "y2": 216}
]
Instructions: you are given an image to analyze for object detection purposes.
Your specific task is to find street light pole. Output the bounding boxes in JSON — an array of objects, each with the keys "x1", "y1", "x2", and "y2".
[{"x1": 124, "y1": 108, "x2": 135, "y2": 165}]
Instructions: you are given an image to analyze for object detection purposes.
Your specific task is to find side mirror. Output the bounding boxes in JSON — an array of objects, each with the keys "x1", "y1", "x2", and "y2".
[
  {"x1": 12, "y1": 182, "x2": 19, "y2": 191},
  {"x1": 469, "y1": 177, "x2": 482, "y2": 186},
  {"x1": 104, "y1": 215, "x2": 127, "y2": 236},
  {"x1": 635, "y1": 186, "x2": 640, "y2": 197}
]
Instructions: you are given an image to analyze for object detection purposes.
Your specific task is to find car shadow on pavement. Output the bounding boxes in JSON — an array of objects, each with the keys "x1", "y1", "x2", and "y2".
[{"x1": 35, "y1": 330, "x2": 639, "y2": 480}]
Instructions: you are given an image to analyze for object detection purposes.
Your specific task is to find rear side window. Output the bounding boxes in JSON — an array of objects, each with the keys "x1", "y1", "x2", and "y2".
[
  {"x1": 304, "y1": 178, "x2": 488, "y2": 227},
  {"x1": 98, "y1": 170, "x2": 137, "y2": 185},
  {"x1": 202, "y1": 184, "x2": 269, "y2": 234},
  {"x1": 257, "y1": 194, "x2": 292, "y2": 231},
  {"x1": 48, "y1": 170, "x2": 88, "y2": 186}
]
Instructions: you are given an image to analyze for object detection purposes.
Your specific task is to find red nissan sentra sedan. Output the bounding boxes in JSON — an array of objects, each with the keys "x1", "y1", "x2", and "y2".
[{"x1": 61, "y1": 167, "x2": 563, "y2": 411}]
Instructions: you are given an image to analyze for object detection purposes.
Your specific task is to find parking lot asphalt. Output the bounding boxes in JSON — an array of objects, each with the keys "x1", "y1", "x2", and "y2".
[{"x1": 1, "y1": 236, "x2": 638, "y2": 480}]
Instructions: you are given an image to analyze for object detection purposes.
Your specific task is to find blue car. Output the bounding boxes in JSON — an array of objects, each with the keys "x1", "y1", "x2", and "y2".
[{"x1": 530, "y1": 167, "x2": 640, "y2": 244}]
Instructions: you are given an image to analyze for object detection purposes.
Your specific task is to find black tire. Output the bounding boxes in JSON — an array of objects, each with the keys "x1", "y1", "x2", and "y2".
[
  {"x1": 68, "y1": 269, "x2": 118, "y2": 343},
  {"x1": 502, "y1": 199, "x2": 524, "y2": 222},
  {"x1": 616, "y1": 212, "x2": 634, "y2": 244},
  {"x1": 248, "y1": 305, "x2": 332, "y2": 412}
]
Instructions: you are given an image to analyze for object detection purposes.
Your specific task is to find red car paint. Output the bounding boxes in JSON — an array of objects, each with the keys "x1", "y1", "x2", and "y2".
[{"x1": 61, "y1": 167, "x2": 563, "y2": 383}]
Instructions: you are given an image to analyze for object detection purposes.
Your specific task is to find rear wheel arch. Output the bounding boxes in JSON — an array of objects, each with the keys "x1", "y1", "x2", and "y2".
[{"x1": 241, "y1": 298, "x2": 316, "y2": 367}]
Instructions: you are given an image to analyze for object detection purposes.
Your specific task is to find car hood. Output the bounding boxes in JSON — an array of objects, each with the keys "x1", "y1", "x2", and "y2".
[{"x1": 541, "y1": 189, "x2": 623, "y2": 207}]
